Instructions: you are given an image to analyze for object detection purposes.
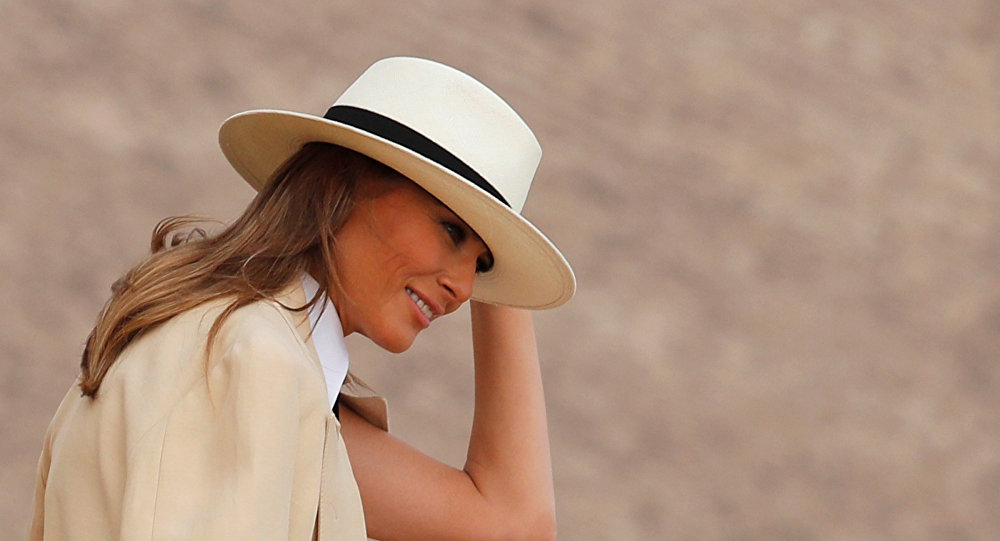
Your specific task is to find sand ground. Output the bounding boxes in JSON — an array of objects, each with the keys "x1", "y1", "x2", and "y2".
[{"x1": 2, "y1": 1, "x2": 999, "y2": 539}]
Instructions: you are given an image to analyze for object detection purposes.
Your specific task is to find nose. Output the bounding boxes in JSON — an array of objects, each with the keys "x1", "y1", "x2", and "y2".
[{"x1": 438, "y1": 258, "x2": 476, "y2": 310}]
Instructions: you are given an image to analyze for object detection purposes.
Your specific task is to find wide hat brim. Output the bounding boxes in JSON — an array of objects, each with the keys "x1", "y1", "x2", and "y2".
[{"x1": 219, "y1": 109, "x2": 576, "y2": 309}]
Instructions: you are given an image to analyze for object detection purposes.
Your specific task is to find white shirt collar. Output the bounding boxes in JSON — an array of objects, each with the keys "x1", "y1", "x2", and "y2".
[{"x1": 300, "y1": 273, "x2": 350, "y2": 410}]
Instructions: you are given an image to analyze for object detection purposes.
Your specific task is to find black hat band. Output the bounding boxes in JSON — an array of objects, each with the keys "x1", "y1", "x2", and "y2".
[{"x1": 323, "y1": 105, "x2": 511, "y2": 208}]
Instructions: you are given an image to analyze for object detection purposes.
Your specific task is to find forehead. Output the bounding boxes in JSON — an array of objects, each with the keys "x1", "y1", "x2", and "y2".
[
  {"x1": 375, "y1": 178, "x2": 472, "y2": 225},
  {"x1": 358, "y1": 173, "x2": 492, "y2": 253}
]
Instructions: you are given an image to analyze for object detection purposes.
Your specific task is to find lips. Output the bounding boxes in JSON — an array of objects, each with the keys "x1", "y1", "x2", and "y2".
[{"x1": 405, "y1": 287, "x2": 436, "y2": 322}]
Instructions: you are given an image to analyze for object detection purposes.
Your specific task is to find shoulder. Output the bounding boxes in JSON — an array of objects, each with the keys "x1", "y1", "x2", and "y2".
[
  {"x1": 213, "y1": 299, "x2": 310, "y2": 356},
  {"x1": 206, "y1": 298, "x2": 321, "y2": 380},
  {"x1": 100, "y1": 296, "x2": 323, "y2": 409}
]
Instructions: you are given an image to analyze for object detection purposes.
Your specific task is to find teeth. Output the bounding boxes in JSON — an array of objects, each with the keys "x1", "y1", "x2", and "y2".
[{"x1": 406, "y1": 288, "x2": 434, "y2": 321}]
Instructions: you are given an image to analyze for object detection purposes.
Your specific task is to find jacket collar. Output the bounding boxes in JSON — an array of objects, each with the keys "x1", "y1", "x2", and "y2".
[
  {"x1": 300, "y1": 273, "x2": 350, "y2": 410},
  {"x1": 271, "y1": 277, "x2": 349, "y2": 410}
]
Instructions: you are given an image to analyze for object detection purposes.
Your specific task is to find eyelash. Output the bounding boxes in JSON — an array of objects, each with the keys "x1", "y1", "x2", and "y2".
[{"x1": 441, "y1": 221, "x2": 493, "y2": 274}]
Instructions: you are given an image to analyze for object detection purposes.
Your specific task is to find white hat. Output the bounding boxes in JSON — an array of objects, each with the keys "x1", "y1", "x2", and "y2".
[{"x1": 219, "y1": 57, "x2": 575, "y2": 309}]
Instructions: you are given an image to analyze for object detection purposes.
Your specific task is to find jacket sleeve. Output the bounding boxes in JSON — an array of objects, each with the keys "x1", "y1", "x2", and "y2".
[
  {"x1": 27, "y1": 399, "x2": 57, "y2": 541},
  {"x1": 124, "y1": 315, "x2": 324, "y2": 540},
  {"x1": 27, "y1": 384, "x2": 81, "y2": 541}
]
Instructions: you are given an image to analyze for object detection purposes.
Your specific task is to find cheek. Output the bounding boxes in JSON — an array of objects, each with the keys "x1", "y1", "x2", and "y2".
[
  {"x1": 383, "y1": 228, "x2": 447, "y2": 273},
  {"x1": 338, "y1": 211, "x2": 448, "y2": 299},
  {"x1": 376, "y1": 253, "x2": 415, "y2": 290},
  {"x1": 348, "y1": 238, "x2": 420, "y2": 298}
]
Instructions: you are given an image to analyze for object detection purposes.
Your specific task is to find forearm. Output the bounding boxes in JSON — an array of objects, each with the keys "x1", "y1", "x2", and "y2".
[
  {"x1": 343, "y1": 302, "x2": 557, "y2": 541},
  {"x1": 465, "y1": 301, "x2": 556, "y2": 529}
]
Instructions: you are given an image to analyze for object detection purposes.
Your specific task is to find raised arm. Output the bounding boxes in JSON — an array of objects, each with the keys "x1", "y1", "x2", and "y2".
[{"x1": 340, "y1": 301, "x2": 556, "y2": 541}]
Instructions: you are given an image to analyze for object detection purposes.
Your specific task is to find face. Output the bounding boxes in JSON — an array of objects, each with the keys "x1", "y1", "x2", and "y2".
[{"x1": 328, "y1": 177, "x2": 493, "y2": 353}]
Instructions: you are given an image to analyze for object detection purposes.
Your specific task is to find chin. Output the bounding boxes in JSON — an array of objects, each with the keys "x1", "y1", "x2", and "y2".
[
  {"x1": 378, "y1": 340, "x2": 412, "y2": 354},
  {"x1": 366, "y1": 329, "x2": 417, "y2": 354}
]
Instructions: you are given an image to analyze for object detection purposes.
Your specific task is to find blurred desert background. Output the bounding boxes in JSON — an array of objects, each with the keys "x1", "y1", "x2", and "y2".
[{"x1": 2, "y1": 0, "x2": 999, "y2": 539}]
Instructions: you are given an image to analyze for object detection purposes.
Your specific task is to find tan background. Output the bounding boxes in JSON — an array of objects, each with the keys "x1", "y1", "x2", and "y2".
[{"x1": 3, "y1": 1, "x2": 999, "y2": 539}]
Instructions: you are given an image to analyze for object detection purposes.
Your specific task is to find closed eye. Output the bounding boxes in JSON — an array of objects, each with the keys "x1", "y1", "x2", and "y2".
[
  {"x1": 442, "y1": 220, "x2": 494, "y2": 274},
  {"x1": 441, "y1": 220, "x2": 466, "y2": 246}
]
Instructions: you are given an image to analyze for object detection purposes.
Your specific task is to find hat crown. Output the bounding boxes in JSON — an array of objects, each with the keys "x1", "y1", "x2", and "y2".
[{"x1": 332, "y1": 57, "x2": 541, "y2": 213}]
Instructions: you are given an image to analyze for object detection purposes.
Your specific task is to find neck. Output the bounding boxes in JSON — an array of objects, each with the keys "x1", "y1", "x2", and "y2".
[{"x1": 305, "y1": 266, "x2": 356, "y2": 338}]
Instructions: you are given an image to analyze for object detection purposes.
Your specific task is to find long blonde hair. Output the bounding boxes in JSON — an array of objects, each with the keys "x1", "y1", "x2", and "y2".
[{"x1": 79, "y1": 142, "x2": 399, "y2": 397}]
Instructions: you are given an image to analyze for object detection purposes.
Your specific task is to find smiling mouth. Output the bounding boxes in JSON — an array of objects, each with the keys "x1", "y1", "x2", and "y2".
[{"x1": 406, "y1": 287, "x2": 435, "y2": 322}]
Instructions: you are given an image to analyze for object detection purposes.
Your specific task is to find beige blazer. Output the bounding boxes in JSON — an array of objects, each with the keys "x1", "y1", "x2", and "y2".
[{"x1": 28, "y1": 284, "x2": 388, "y2": 541}]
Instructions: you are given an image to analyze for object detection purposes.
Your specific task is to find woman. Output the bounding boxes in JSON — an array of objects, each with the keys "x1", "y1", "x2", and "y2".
[{"x1": 29, "y1": 57, "x2": 574, "y2": 540}]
